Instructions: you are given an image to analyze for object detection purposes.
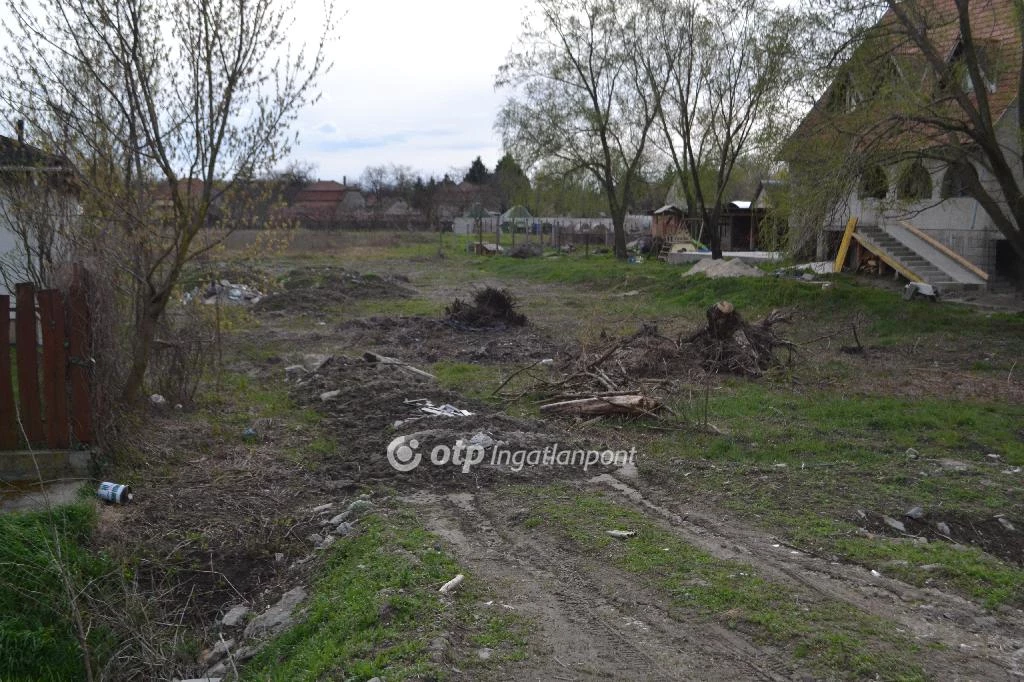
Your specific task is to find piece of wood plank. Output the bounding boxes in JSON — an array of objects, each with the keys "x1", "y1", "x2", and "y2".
[
  {"x1": 14, "y1": 283, "x2": 43, "y2": 445},
  {"x1": 362, "y1": 351, "x2": 436, "y2": 379},
  {"x1": 68, "y1": 265, "x2": 94, "y2": 444},
  {"x1": 539, "y1": 394, "x2": 660, "y2": 417},
  {"x1": 0, "y1": 295, "x2": 17, "y2": 449},
  {"x1": 38, "y1": 290, "x2": 70, "y2": 449},
  {"x1": 833, "y1": 217, "x2": 859, "y2": 273},
  {"x1": 899, "y1": 220, "x2": 989, "y2": 281}
]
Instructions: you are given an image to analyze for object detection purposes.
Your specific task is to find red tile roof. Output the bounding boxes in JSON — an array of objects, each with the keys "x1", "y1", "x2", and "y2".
[{"x1": 789, "y1": 0, "x2": 1021, "y2": 153}]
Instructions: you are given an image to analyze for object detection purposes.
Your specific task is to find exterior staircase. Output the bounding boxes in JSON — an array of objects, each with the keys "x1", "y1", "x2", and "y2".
[
  {"x1": 855, "y1": 225, "x2": 946, "y2": 283},
  {"x1": 852, "y1": 224, "x2": 986, "y2": 292}
]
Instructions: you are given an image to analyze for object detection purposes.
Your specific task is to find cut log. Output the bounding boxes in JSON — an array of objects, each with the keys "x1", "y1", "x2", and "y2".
[{"x1": 539, "y1": 394, "x2": 660, "y2": 417}]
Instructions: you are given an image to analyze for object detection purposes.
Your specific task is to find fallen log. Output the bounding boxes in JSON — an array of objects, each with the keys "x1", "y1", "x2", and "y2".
[{"x1": 539, "y1": 394, "x2": 661, "y2": 417}]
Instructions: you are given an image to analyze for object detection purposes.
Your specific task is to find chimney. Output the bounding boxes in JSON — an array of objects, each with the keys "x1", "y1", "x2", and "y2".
[
  {"x1": 16, "y1": 119, "x2": 24, "y2": 145},
  {"x1": 343, "y1": 175, "x2": 347, "y2": 186}
]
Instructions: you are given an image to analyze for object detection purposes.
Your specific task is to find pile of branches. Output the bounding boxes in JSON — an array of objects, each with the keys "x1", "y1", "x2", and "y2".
[
  {"x1": 445, "y1": 287, "x2": 527, "y2": 329},
  {"x1": 495, "y1": 324, "x2": 683, "y2": 418},
  {"x1": 496, "y1": 302, "x2": 795, "y2": 418},
  {"x1": 683, "y1": 301, "x2": 795, "y2": 377}
]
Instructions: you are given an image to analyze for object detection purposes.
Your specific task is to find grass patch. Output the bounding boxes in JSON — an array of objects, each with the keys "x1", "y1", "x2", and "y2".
[
  {"x1": 0, "y1": 504, "x2": 112, "y2": 681},
  {"x1": 636, "y1": 380, "x2": 1024, "y2": 607},
  {"x1": 242, "y1": 510, "x2": 526, "y2": 681},
  {"x1": 523, "y1": 486, "x2": 925, "y2": 680},
  {"x1": 465, "y1": 251, "x2": 1024, "y2": 344},
  {"x1": 431, "y1": 361, "x2": 504, "y2": 403}
]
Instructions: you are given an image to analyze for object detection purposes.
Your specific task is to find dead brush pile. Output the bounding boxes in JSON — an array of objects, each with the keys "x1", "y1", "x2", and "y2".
[
  {"x1": 445, "y1": 287, "x2": 527, "y2": 329},
  {"x1": 503, "y1": 302, "x2": 795, "y2": 419}
]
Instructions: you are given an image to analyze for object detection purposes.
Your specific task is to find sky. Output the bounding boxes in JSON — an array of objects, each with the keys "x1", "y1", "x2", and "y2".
[{"x1": 290, "y1": 0, "x2": 531, "y2": 185}]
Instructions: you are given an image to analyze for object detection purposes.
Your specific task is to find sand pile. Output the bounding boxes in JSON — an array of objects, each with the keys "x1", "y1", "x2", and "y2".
[{"x1": 683, "y1": 258, "x2": 765, "y2": 279}]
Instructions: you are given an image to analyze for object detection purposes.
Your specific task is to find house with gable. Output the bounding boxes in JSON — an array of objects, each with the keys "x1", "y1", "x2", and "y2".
[
  {"x1": 786, "y1": 0, "x2": 1023, "y2": 289},
  {"x1": 0, "y1": 129, "x2": 78, "y2": 297}
]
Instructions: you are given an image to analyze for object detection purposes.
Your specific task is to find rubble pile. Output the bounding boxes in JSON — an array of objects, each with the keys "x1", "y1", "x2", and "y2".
[
  {"x1": 288, "y1": 352, "x2": 601, "y2": 483},
  {"x1": 184, "y1": 279, "x2": 263, "y2": 305}
]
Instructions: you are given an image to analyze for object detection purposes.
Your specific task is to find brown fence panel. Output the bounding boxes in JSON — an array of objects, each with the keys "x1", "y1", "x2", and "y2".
[
  {"x1": 0, "y1": 295, "x2": 17, "y2": 449},
  {"x1": 14, "y1": 283, "x2": 43, "y2": 445},
  {"x1": 38, "y1": 289, "x2": 70, "y2": 449},
  {"x1": 68, "y1": 266, "x2": 93, "y2": 444}
]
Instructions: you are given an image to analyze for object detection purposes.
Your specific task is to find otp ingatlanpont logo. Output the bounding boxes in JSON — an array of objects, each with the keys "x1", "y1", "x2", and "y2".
[{"x1": 386, "y1": 435, "x2": 421, "y2": 472}]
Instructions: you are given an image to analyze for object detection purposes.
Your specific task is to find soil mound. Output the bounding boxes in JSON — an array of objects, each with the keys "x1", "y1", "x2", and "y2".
[
  {"x1": 255, "y1": 267, "x2": 415, "y2": 314},
  {"x1": 292, "y1": 355, "x2": 627, "y2": 487},
  {"x1": 336, "y1": 315, "x2": 561, "y2": 365}
]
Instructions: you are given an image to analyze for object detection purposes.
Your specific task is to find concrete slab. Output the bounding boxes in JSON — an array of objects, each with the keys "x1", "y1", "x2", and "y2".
[{"x1": 0, "y1": 479, "x2": 87, "y2": 513}]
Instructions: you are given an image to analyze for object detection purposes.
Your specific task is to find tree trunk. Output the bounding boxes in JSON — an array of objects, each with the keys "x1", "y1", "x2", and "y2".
[
  {"x1": 612, "y1": 209, "x2": 628, "y2": 259},
  {"x1": 120, "y1": 295, "x2": 164, "y2": 404},
  {"x1": 705, "y1": 207, "x2": 724, "y2": 259}
]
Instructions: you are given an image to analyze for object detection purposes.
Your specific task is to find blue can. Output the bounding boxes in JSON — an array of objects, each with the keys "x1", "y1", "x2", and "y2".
[{"x1": 97, "y1": 481, "x2": 132, "y2": 504}]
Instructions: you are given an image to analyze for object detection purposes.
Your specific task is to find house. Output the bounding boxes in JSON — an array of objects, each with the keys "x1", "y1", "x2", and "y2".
[
  {"x1": 0, "y1": 130, "x2": 78, "y2": 298},
  {"x1": 786, "y1": 0, "x2": 1022, "y2": 288},
  {"x1": 279, "y1": 180, "x2": 366, "y2": 229}
]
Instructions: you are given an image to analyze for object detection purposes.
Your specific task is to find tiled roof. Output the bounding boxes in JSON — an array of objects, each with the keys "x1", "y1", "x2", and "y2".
[
  {"x1": 0, "y1": 134, "x2": 68, "y2": 169},
  {"x1": 788, "y1": 0, "x2": 1021, "y2": 154}
]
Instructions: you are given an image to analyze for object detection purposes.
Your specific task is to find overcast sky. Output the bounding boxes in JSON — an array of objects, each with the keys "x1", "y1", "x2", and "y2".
[{"x1": 291, "y1": 0, "x2": 530, "y2": 185}]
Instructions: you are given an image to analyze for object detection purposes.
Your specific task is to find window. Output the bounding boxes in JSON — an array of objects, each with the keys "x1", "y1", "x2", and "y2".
[
  {"x1": 827, "y1": 74, "x2": 860, "y2": 113},
  {"x1": 896, "y1": 162, "x2": 932, "y2": 201},
  {"x1": 859, "y1": 165, "x2": 888, "y2": 199},
  {"x1": 940, "y1": 38, "x2": 996, "y2": 94},
  {"x1": 940, "y1": 160, "x2": 977, "y2": 198}
]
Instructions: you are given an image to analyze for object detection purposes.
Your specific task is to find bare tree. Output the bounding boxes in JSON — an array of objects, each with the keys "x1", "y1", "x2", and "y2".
[
  {"x1": 497, "y1": 0, "x2": 662, "y2": 259},
  {"x1": 1, "y1": 0, "x2": 336, "y2": 402},
  {"x1": 645, "y1": 0, "x2": 804, "y2": 258}
]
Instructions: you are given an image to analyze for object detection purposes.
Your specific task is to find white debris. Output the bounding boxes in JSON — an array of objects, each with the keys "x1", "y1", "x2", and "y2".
[
  {"x1": 606, "y1": 529, "x2": 637, "y2": 539},
  {"x1": 439, "y1": 574, "x2": 465, "y2": 595}
]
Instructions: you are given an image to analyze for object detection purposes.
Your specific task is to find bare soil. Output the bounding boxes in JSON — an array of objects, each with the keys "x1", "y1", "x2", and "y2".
[{"x1": 100, "y1": 258, "x2": 1024, "y2": 680}]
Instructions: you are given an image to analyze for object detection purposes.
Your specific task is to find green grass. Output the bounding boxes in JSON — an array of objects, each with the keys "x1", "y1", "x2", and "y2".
[
  {"x1": 462, "y1": 250, "x2": 1024, "y2": 342},
  {"x1": 649, "y1": 381, "x2": 1024, "y2": 465},
  {"x1": 242, "y1": 510, "x2": 526, "y2": 681},
  {"x1": 522, "y1": 486, "x2": 926, "y2": 680},
  {"x1": 0, "y1": 504, "x2": 113, "y2": 681},
  {"x1": 635, "y1": 380, "x2": 1024, "y2": 607},
  {"x1": 432, "y1": 361, "x2": 504, "y2": 403}
]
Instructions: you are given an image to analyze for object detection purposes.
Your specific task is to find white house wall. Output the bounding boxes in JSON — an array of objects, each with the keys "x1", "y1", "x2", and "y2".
[
  {"x1": 0, "y1": 194, "x2": 21, "y2": 297},
  {"x1": 835, "y1": 116, "x2": 1024, "y2": 273}
]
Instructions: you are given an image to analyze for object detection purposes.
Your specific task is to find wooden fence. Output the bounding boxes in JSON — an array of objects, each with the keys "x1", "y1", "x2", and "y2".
[{"x1": 0, "y1": 265, "x2": 93, "y2": 450}]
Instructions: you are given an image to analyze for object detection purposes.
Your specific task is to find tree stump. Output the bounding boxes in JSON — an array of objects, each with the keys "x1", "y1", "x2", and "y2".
[{"x1": 706, "y1": 301, "x2": 741, "y2": 340}]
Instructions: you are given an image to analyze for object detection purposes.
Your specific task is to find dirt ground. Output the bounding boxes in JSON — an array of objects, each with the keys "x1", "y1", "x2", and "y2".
[{"x1": 99, "y1": 252, "x2": 1024, "y2": 681}]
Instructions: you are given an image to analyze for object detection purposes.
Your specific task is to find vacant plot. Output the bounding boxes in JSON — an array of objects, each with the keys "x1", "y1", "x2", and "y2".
[{"x1": 10, "y1": 232, "x2": 1021, "y2": 680}]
